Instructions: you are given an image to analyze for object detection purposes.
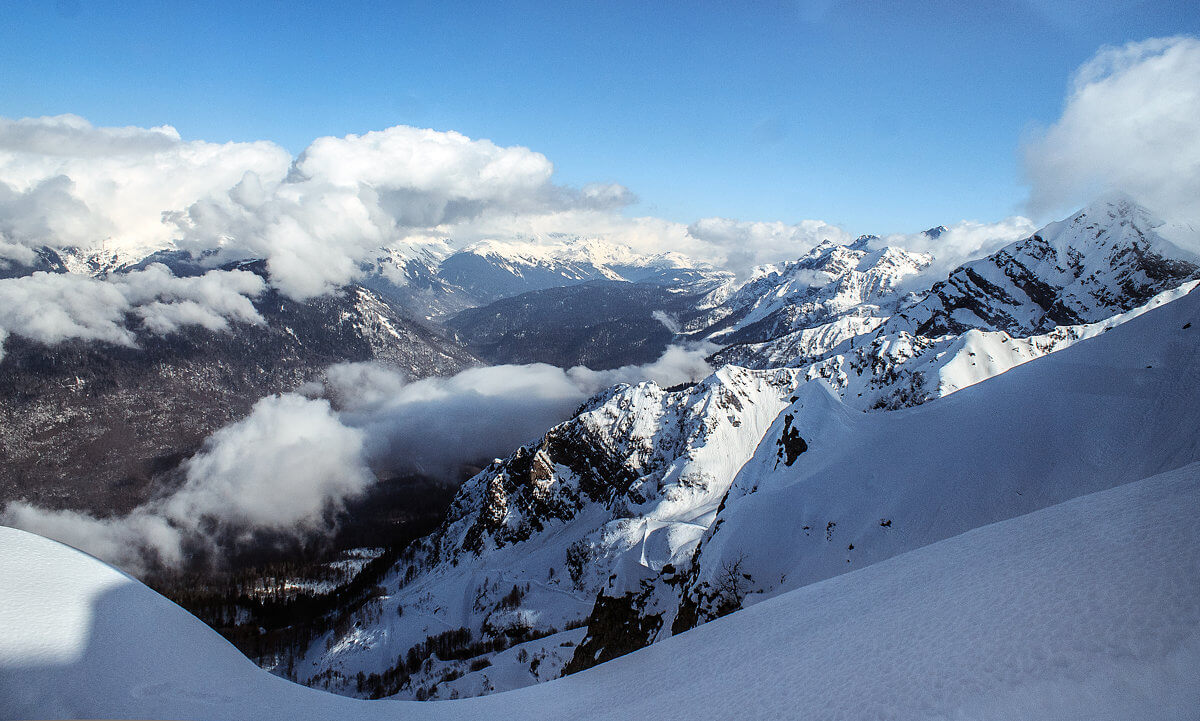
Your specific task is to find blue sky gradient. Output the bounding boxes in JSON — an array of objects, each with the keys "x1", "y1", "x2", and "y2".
[{"x1": 2, "y1": 0, "x2": 1197, "y2": 234}]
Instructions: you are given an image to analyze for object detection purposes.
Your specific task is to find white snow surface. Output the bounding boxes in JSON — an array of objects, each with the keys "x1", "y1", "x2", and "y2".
[
  {"x1": 3, "y1": 461, "x2": 1199, "y2": 720},
  {"x1": 299, "y1": 279, "x2": 1200, "y2": 696}
]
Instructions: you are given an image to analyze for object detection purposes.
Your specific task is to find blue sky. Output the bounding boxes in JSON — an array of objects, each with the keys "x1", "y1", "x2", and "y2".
[{"x1": 2, "y1": 0, "x2": 1197, "y2": 234}]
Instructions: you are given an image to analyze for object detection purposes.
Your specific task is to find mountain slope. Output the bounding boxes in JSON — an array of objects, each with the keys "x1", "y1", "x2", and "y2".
[
  {"x1": 4, "y1": 461, "x2": 1199, "y2": 720},
  {"x1": 446, "y1": 270, "x2": 726, "y2": 369},
  {"x1": 0, "y1": 270, "x2": 477, "y2": 515},
  {"x1": 690, "y1": 237, "x2": 931, "y2": 346},
  {"x1": 296, "y1": 276, "x2": 1200, "y2": 693},
  {"x1": 291, "y1": 364, "x2": 803, "y2": 697},
  {"x1": 710, "y1": 198, "x2": 1200, "y2": 409},
  {"x1": 889, "y1": 195, "x2": 1199, "y2": 338},
  {"x1": 435, "y1": 237, "x2": 702, "y2": 309}
]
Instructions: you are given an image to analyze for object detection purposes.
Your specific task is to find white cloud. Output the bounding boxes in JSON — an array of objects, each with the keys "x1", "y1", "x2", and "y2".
[
  {"x1": 687, "y1": 217, "x2": 852, "y2": 278},
  {"x1": 0, "y1": 114, "x2": 291, "y2": 259},
  {"x1": 875, "y1": 216, "x2": 1038, "y2": 282},
  {"x1": 0, "y1": 264, "x2": 266, "y2": 359},
  {"x1": 1, "y1": 343, "x2": 715, "y2": 572},
  {"x1": 325, "y1": 342, "x2": 716, "y2": 480},
  {"x1": 0, "y1": 393, "x2": 374, "y2": 573},
  {"x1": 1, "y1": 504, "x2": 184, "y2": 573},
  {"x1": 0, "y1": 114, "x2": 874, "y2": 299},
  {"x1": 1024, "y1": 36, "x2": 1200, "y2": 223},
  {"x1": 166, "y1": 394, "x2": 374, "y2": 537},
  {"x1": 169, "y1": 126, "x2": 642, "y2": 299}
]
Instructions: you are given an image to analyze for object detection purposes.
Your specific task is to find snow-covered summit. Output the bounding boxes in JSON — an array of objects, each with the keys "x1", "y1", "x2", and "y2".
[
  {"x1": 690, "y1": 237, "x2": 932, "y2": 345},
  {"x1": 890, "y1": 196, "x2": 1200, "y2": 337}
]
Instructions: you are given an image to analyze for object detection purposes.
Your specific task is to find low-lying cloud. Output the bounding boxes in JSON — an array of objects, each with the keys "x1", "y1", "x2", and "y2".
[
  {"x1": 1, "y1": 343, "x2": 715, "y2": 573},
  {"x1": 0, "y1": 263, "x2": 265, "y2": 361},
  {"x1": 1024, "y1": 35, "x2": 1200, "y2": 224},
  {"x1": 874, "y1": 216, "x2": 1037, "y2": 284},
  {"x1": 3, "y1": 394, "x2": 374, "y2": 573},
  {"x1": 320, "y1": 342, "x2": 716, "y2": 480}
]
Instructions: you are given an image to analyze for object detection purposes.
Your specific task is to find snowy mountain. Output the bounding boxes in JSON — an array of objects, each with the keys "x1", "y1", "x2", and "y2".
[
  {"x1": 4, "y1": 445, "x2": 1199, "y2": 720},
  {"x1": 439, "y1": 234, "x2": 929, "y2": 372},
  {"x1": 5, "y1": 195, "x2": 1200, "y2": 712},
  {"x1": 434, "y1": 237, "x2": 706, "y2": 310},
  {"x1": 889, "y1": 195, "x2": 1199, "y2": 337},
  {"x1": 710, "y1": 197, "x2": 1200, "y2": 409},
  {"x1": 286, "y1": 257, "x2": 1200, "y2": 698},
  {"x1": 688, "y1": 236, "x2": 932, "y2": 347}
]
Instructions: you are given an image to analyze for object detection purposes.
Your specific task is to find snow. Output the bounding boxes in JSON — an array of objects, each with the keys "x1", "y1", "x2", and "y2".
[
  {"x1": 4, "y1": 461, "x2": 1200, "y2": 720},
  {"x1": 680, "y1": 281, "x2": 1200, "y2": 620}
]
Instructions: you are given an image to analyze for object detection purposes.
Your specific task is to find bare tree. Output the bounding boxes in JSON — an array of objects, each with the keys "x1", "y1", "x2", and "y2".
[{"x1": 714, "y1": 554, "x2": 751, "y2": 617}]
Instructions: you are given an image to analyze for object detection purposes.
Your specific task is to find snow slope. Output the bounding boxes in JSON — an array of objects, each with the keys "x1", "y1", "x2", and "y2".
[
  {"x1": 291, "y1": 364, "x2": 804, "y2": 698},
  {"x1": 4, "y1": 461, "x2": 1199, "y2": 720},
  {"x1": 712, "y1": 198, "x2": 1200, "y2": 410},
  {"x1": 690, "y1": 237, "x2": 931, "y2": 346},
  {"x1": 672, "y1": 281, "x2": 1200, "y2": 628},
  {"x1": 294, "y1": 277, "x2": 1200, "y2": 695}
]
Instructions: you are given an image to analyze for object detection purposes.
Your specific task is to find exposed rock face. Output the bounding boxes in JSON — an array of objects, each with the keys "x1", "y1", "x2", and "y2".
[
  {"x1": 889, "y1": 197, "x2": 1199, "y2": 338},
  {"x1": 296, "y1": 199, "x2": 1200, "y2": 698},
  {"x1": 295, "y1": 366, "x2": 803, "y2": 697}
]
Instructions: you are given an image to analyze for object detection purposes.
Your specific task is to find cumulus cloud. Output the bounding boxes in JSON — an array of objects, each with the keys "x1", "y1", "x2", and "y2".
[
  {"x1": 322, "y1": 343, "x2": 717, "y2": 480},
  {"x1": 1024, "y1": 36, "x2": 1200, "y2": 223},
  {"x1": 1, "y1": 344, "x2": 714, "y2": 572},
  {"x1": 0, "y1": 114, "x2": 290, "y2": 259},
  {"x1": 166, "y1": 394, "x2": 374, "y2": 537},
  {"x1": 170, "y1": 126, "x2": 639, "y2": 299},
  {"x1": 0, "y1": 113, "x2": 873, "y2": 299},
  {"x1": 1, "y1": 394, "x2": 373, "y2": 573},
  {"x1": 0, "y1": 264, "x2": 265, "y2": 360}
]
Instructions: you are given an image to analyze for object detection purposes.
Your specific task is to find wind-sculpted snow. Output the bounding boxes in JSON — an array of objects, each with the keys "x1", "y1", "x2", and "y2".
[{"x1": 4, "y1": 461, "x2": 1200, "y2": 720}]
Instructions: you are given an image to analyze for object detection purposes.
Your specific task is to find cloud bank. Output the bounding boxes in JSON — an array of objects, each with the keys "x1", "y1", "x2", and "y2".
[
  {"x1": 1, "y1": 343, "x2": 715, "y2": 572},
  {"x1": 874, "y1": 216, "x2": 1038, "y2": 283},
  {"x1": 0, "y1": 114, "x2": 887, "y2": 298},
  {"x1": 2, "y1": 394, "x2": 374, "y2": 573},
  {"x1": 1024, "y1": 36, "x2": 1200, "y2": 223},
  {"x1": 320, "y1": 342, "x2": 716, "y2": 480},
  {"x1": 0, "y1": 263, "x2": 265, "y2": 361},
  {"x1": 0, "y1": 114, "x2": 289, "y2": 259},
  {"x1": 687, "y1": 218, "x2": 853, "y2": 279}
]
